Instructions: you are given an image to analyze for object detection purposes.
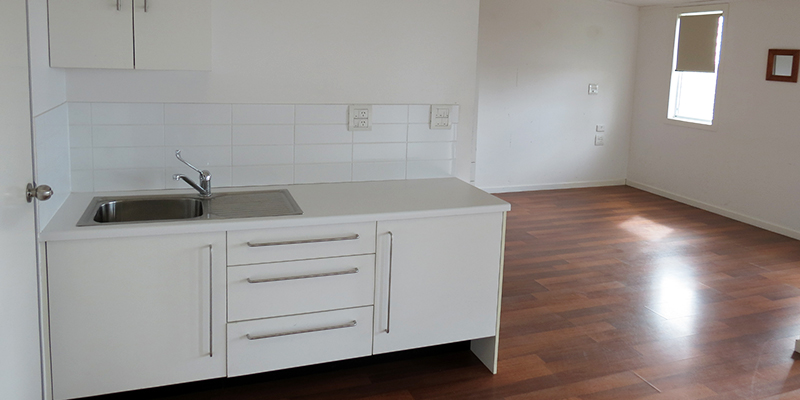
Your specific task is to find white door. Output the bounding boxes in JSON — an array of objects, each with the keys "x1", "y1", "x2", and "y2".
[{"x1": 0, "y1": 1, "x2": 44, "y2": 400}]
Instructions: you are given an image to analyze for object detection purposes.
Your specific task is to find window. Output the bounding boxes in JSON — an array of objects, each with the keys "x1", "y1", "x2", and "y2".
[{"x1": 667, "y1": 7, "x2": 726, "y2": 126}]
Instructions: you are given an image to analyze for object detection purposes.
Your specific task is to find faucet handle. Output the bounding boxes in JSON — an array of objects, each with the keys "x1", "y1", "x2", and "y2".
[{"x1": 175, "y1": 150, "x2": 205, "y2": 176}]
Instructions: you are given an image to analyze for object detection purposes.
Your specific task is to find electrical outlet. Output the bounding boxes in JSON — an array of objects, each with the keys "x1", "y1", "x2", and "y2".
[
  {"x1": 596, "y1": 125, "x2": 606, "y2": 132},
  {"x1": 430, "y1": 105, "x2": 452, "y2": 129},
  {"x1": 348, "y1": 105, "x2": 372, "y2": 131},
  {"x1": 595, "y1": 135, "x2": 605, "y2": 146},
  {"x1": 588, "y1": 84, "x2": 599, "y2": 95}
]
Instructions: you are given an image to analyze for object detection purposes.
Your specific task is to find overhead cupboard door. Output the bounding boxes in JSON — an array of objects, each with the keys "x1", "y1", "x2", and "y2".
[
  {"x1": 48, "y1": 0, "x2": 134, "y2": 69},
  {"x1": 133, "y1": 0, "x2": 212, "y2": 70}
]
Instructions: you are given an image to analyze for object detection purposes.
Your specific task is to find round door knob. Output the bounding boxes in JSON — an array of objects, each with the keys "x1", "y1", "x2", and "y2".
[{"x1": 26, "y1": 183, "x2": 53, "y2": 203}]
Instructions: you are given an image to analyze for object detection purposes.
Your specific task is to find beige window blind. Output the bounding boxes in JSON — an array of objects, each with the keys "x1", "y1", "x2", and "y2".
[{"x1": 675, "y1": 14, "x2": 720, "y2": 72}]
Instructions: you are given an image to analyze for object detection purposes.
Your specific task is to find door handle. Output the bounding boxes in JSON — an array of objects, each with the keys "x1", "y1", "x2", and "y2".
[{"x1": 26, "y1": 183, "x2": 53, "y2": 203}]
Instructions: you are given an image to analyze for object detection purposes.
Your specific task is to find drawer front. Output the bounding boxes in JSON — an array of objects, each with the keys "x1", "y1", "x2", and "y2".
[
  {"x1": 227, "y1": 306, "x2": 373, "y2": 377},
  {"x1": 227, "y1": 222, "x2": 376, "y2": 265},
  {"x1": 228, "y1": 255, "x2": 375, "y2": 322}
]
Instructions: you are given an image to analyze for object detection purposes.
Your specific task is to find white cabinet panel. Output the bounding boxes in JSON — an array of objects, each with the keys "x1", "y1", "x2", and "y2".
[
  {"x1": 133, "y1": 0, "x2": 212, "y2": 70},
  {"x1": 47, "y1": 233, "x2": 226, "y2": 400},
  {"x1": 227, "y1": 306, "x2": 373, "y2": 377},
  {"x1": 48, "y1": 0, "x2": 134, "y2": 69},
  {"x1": 373, "y1": 213, "x2": 504, "y2": 354}
]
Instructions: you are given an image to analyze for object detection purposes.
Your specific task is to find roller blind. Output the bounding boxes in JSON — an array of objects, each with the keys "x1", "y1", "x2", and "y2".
[{"x1": 675, "y1": 14, "x2": 720, "y2": 72}]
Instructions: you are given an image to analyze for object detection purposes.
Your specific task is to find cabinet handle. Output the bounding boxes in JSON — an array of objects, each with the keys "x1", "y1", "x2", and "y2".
[
  {"x1": 143, "y1": 0, "x2": 148, "y2": 12},
  {"x1": 116, "y1": 0, "x2": 121, "y2": 11},
  {"x1": 246, "y1": 320, "x2": 357, "y2": 341},
  {"x1": 379, "y1": 231, "x2": 394, "y2": 334},
  {"x1": 246, "y1": 268, "x2": 358, "y2": 284},
  {"x1": 208, "y1": 244, "x2": 213, "y2": 358},
  {"x1": 246, "y1": 234, "x2": 359, "y2": 248}
]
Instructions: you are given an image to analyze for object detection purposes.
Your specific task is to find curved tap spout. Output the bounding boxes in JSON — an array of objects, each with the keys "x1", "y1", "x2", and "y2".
[{"x1": 174, "y1": 150, "x2": 212, "y2": 197}]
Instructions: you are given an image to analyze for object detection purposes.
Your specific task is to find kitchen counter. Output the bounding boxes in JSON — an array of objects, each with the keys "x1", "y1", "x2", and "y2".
[{"x1": 41, "y1": 178, "x2": 510, "y2": 242}]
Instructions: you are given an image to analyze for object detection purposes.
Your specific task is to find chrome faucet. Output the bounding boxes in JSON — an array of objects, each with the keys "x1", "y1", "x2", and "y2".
[{"x1": 173, "y1": 150, "x2": 212, "y2": 197}]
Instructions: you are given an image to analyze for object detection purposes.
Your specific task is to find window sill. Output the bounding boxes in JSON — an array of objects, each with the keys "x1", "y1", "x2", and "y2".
[{"x1": 665, "y1": 117, "x2": 718, "y2": 132}]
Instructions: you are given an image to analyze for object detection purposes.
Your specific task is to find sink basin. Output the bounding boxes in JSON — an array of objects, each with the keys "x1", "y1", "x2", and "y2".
[
  {"x1": 77, "y1": 189, "x2": 302, "y2": 226},
  {"x1": 91, "y1": 198, "x2": 204, "y2": 224}
]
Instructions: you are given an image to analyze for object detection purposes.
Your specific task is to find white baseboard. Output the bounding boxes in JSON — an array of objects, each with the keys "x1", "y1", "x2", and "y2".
[
  {"x1": 480, "y1": 179, "x2": 626, "y2": 194},
  {"x1": 626, "y1": 180, "x2": 800, "y2": 241}
]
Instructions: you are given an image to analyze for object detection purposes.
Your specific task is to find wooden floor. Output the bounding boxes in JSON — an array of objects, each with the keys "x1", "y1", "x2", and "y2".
[{"x1": 94, "y1": 186, "x2": 800, "y2": 400}]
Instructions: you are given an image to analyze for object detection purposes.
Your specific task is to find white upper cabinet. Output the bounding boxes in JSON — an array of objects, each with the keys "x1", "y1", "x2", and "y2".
[
  {"x1": 47, "y1": 0, "x2": 211, "y2": 70},
  {"x1": 133, "y1": 0, "x2": 212, "y2": 70},
  {"x1": 48, "y1": 0, "x2": 134, "y2": 69}
]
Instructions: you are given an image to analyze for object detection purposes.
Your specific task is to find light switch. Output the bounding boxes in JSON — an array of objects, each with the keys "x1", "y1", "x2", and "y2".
[
  {"x1": 596, "y1": 125, "x2": 606, "y2": 132},
  {"x1": 430, "y1": 105, "x2": 452, "y2": 129}
]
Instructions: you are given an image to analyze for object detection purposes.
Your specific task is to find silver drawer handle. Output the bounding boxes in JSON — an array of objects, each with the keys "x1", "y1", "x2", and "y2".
[
  {"x1": 246, "y1": 320, "x2": 357, "y2": 341},
  {"x1": 246, "y1": 234, "x2": 360, "y2": 248},
  {"x1": 246, "y1": 268, "x2": 359, "y2": 284}
]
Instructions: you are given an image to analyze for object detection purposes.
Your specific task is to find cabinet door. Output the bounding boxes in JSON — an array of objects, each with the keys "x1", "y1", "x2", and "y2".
[
  {"x1": 373, "y1": 213, "x2": 504, "y2": 354},
  {"x1": 133, "y1": 0, "x2": 212, "y2": 70},
  {"x1": 46, "y1": 233, "x2": 226, "y2": 400},
  {"x1": 48, "y1": 0, "x2": 134, "y2": 69}
]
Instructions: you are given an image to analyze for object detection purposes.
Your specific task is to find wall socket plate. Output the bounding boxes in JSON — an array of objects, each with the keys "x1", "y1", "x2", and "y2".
[
  {"x1": 348, "y1": 105, "x2": 372, "y2": 131},
  {"x1": 595, "y1": 135, "x2": 605, "y2": 146},
  {"x1": 596, "y1": 124, "x2": 606, "y2": 132},
  {"x1": 430, "y1": 105, "x2": 452, "y2": 130},
  {"x1": 588, "y1": 84, "x2": 599, "y2": 95}
]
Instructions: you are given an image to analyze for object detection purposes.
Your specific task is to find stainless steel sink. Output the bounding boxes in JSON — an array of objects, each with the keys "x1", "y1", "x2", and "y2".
[
  {"x1": 77, "y1": 189, "x2": 302, "y2": 226},
  {"x1": 92, "y1": 198, "x2": 205, "y2": 224}
]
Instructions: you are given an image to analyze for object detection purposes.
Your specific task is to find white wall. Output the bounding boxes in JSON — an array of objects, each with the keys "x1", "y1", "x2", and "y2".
[
  {"x1": 628, "y1": 0, "x2": 800, "y2": 238},
  {"x1": 28, "y1": 0, "x2": 66, "y2": 116},
  {"x1": 474, "y1": 0, "x2": 638, "y2": 192},
  {"x1": 63, "y1": 0, "x2": 481, "y2": 180}
]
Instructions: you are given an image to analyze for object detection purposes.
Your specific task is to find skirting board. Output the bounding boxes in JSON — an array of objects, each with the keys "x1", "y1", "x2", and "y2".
[
  {"x1": 626, "y1": 180, "x2": 800, "y2": 242},
  {"x1": 480, "y1": 179, "x2": 627, "y2": 194}
]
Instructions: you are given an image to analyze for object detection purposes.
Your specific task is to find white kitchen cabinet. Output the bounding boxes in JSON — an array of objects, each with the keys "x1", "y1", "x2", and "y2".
[
  {"x1": 46, "y1": 232, "x2": 227, "y2": 400},
  {"x1": 47, "y1": 0, "x2": 211, "y2": 70},
  {"x1": 373, "y1": 213, "x2": 505, "y2": 356}
]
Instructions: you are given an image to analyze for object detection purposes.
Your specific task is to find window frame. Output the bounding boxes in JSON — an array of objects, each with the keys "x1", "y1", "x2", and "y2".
[{"x1": 665, "y1": 4, "x2": 729, "y2": 130}]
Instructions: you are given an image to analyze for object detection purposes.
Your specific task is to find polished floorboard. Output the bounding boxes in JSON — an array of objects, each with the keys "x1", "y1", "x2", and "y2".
[{"x1": 93, "y1": 186, "x2": 800, "y2": 400}]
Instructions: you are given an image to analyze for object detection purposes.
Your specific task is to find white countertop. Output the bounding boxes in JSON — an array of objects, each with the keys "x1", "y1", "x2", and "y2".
[{"x1": 41, "y1": 178, "x2": 510, "y2": 242}]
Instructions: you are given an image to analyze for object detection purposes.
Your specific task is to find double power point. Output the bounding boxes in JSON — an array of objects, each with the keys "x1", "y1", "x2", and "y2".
[{"x1": 595, "y1": 124, "x2": 605, "y2": 146}]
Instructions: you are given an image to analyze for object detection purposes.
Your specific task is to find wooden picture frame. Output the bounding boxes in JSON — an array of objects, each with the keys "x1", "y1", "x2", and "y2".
[{"x1": 766, "y1": 49, "x2": 800, "y2": 82}]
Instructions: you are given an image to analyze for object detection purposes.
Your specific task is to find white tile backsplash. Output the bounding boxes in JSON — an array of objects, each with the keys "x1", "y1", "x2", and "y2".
[
  {"x1": 353, "y1": 143, "x2": 406, "y2": 162},
  {"x1": 353, "y1": 162, "x2": 406, "y2": 182},
  {"x1": 295, "y1": 144, "x2": 352, "y2": 164},
  {"x1": 232, "y1": 125, "x2": 294, "y2": 146},
  {"x1": 408, "y1": 124, "x2": 456, "y2": 142},
  {"x1": 68, "y1": 103, "x2": 92, "y2": 125},
  {"x1": 295, "y1": 125, "x2": 352, "y2": 144},
  {"x1": 93, "y1": 125, "x2": 165, "y2": 147},
  {"x1": 231, "y1": 165, "x2": 294, "y2": 186},
  {"x1": 35, "y1": 104, "x2": 71, "y2": 230},
  {"x1": 165, "y1": 125, "x2": 231, "y2": 147},
  {"x1": 93, "y1": 147, "x2": 165, "y2": 169},
  {"x1": 232, "y1": 146, "x2": 294, "y2": 166},
  {"x1": 69, "y1": 125, "x2": 92, "y2": 148},
  {"x1": 372, "y1": 105, "x2": 409, "y2": 124},
  {"x1": 92, "y1": 103, "x2": 164, "y2": 125},
  {"x1": 295, "y1": 163, "x2": 352, "y2": 184},
  {"x1": 354, "y1": 124, "x2": 408, "y2": 143},
  {"x1": 407, "y1": 142, "x2": 454, "y2": 161},
  {"x1": 295, "y1": 105, "x2": 348, "y2": 124},
  {"x1": 165, "y1": 104, "x2": 231, "y2": 125},
  {"x1": 67, "y1": 102, "x2": 456, "y2": 192},
  {"x1": 232, "y1": 105, "x2": 295, "y2": 125}
]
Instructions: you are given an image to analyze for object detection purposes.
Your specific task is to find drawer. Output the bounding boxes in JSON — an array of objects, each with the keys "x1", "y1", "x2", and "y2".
[
  {"x1": 227, "y1": 306, "x2": 373, "y2": 377},
  {"x1": 227, "y1": 222, "x2": 376, "y2": 265},
  {"x1": 228, "y1": 255, "x2": 375, "y2": 322}
]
